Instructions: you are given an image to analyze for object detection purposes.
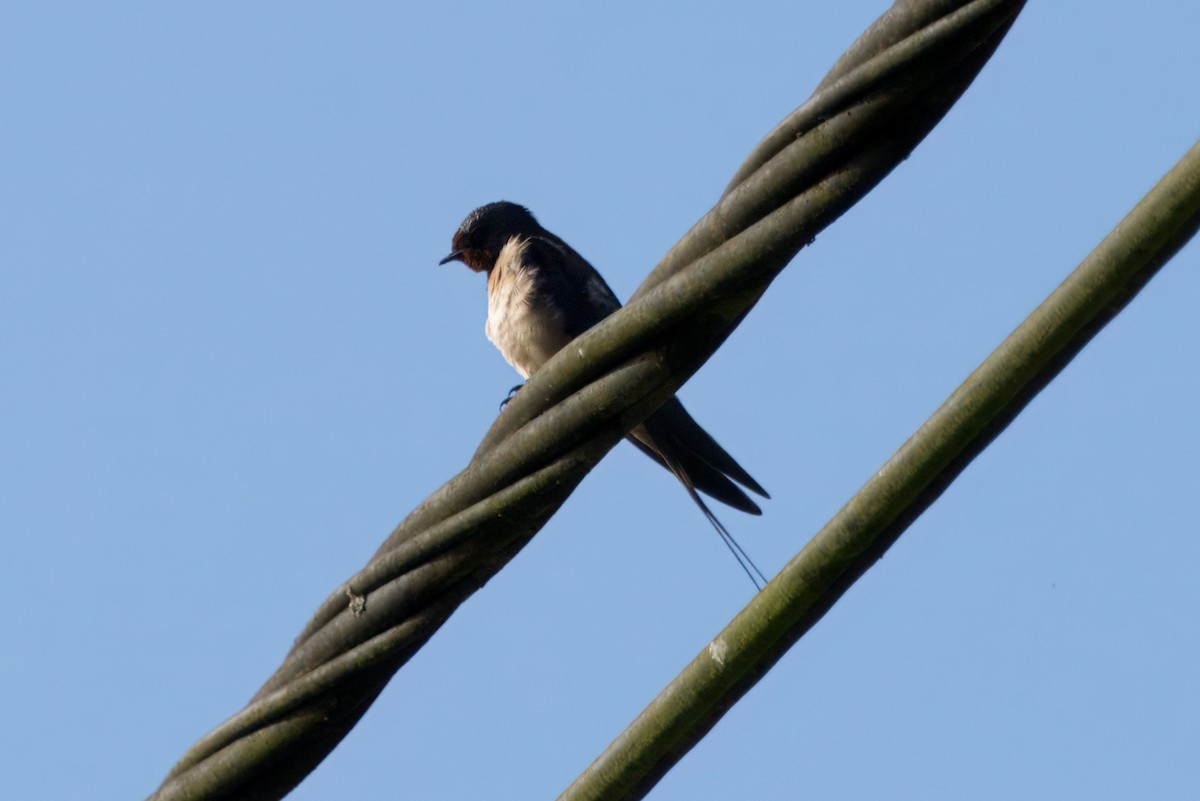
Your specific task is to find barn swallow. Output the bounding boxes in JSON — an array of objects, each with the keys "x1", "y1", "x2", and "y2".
[{"x1": 440, "y1": 201, "x2": 769, "y2": 587}]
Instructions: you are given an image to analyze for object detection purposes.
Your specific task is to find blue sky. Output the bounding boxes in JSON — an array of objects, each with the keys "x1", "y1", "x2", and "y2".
[{"x1": 3, "y1": 3, "x2": 1198, "y2": 800}]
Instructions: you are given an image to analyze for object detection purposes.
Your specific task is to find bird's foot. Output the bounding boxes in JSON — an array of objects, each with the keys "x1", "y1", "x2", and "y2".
[{"x1": 499, "y1": 384, "x2": 524, "y2": 411}]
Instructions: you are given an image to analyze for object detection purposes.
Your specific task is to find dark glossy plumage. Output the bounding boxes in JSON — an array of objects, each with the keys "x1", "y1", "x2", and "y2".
[{"x1": 441, "y1": 201, "x2": 769, "y2": 584}]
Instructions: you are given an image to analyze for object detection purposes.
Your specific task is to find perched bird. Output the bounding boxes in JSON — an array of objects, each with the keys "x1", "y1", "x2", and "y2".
[{"x1": 440, "y1": 201, "x2": 769, "y2": 586}]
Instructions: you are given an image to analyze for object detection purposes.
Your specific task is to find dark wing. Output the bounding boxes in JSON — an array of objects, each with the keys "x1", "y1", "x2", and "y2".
[
  {"x1": 523, "y1": 235, "x2": 622, "y2": 339},
  {"x1": 525, "y1": 235, "x2": 768, "y2": 515}
]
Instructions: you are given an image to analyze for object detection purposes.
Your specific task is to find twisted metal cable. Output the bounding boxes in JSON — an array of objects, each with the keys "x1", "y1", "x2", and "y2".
[{"x1": 147, "y1": 2, "x2": 1029, "y2": 799}]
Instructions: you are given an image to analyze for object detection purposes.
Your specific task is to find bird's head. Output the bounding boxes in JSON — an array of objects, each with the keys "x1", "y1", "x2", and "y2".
[{"x1": 439, "y1": 201, "x2": 542, "y2": 273}]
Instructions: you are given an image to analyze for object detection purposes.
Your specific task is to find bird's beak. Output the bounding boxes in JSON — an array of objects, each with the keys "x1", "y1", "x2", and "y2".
[{"x1": 438, "y1": 251, "x2": 463, "y2": 266}]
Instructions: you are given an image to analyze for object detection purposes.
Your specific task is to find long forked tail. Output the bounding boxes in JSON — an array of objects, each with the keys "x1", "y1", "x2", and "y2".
[
  {"x1": 676, "y1": 475, "x2": 769, "y2": 590},
  {"x1": 629, "y1": 397, "x2": 769, "y2": 513},
  {"x1": 627, "y1": 403, "x2": 769, "y2": 589}
]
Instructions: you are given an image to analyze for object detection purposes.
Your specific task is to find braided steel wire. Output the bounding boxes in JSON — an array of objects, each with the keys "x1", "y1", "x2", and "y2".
[{"x1": 147, "y1": 3, "x2": 1039, "y2": 799}]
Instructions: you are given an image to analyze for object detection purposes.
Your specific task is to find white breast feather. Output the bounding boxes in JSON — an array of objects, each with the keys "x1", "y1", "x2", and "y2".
[{"x1": 485, "y1": 237, "x2": 570, "y2": 378}]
